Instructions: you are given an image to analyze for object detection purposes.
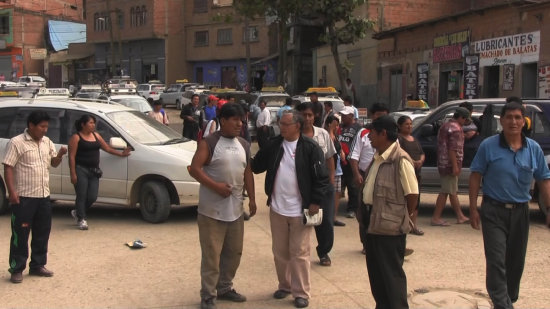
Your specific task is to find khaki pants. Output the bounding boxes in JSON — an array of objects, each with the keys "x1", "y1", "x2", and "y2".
[
  {"x1": 270, "y1": 209, "x2": 312, "y2": 299},
  {"x1": 198, "y1": 214, "x2": 244, "y2": 299}
]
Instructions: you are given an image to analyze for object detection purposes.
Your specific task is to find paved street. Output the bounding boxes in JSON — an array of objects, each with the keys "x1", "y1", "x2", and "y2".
[{"x1": 0, "y1": 107, "x2": 549, "y2": 308}]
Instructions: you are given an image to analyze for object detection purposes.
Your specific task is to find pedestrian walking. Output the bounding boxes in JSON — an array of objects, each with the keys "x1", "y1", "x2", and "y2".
[
  {"x1": 431, "y1": 107, "x2": 470, "y2": 226},
  {"x1": 296, "y1": 102, "x2": 336, "y2": 267},
  {"x1": 68, "y1": 114, "x2": 131, "y2": 230},
  {"x1": 469, "y1": 100, "x2": 550, "y2": 309},
  {"x1": 256, "y1": 99, "x2": 271, "y2": 149},
  {"x1": 189, "y1": 102, "x2": 257, "y2": 309},
  {"x1": 310, "y1": 92, "x2": 325, "y2": 127},
  {"x1": 252, "y1": 110, "x2": 329, "y2": 308},
  {"x1": 397, "y1": 115, "x2": 425, "y2": 235},
  {"x1": 3, "y1": 111, "x2": 67, "y2": 284},
  {"x1": 325, "y1": 114, "x2": 346, "y2": 227},
  {"x1": 180, "y1": 94, "x2": 203, "y2": 140},
  {"x1": 322, "y1": 101, "x2": 334, "y2": 128},
  {"x1": 360, "y1": 115, "x2": 418, "y2": 309}
]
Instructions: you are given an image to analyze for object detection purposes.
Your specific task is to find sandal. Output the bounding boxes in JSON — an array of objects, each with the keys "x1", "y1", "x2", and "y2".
[
  {"x1": 319, "y1": 255, "x2": 331, "y2": 266},
  {"x1": 410, "y1": 227, "x2": 424, "y2": 236}
]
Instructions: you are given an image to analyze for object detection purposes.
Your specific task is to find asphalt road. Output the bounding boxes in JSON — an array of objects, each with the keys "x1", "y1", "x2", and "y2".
[{"x1": 0, "y1": 107, "x2": 549, "y2": 308}]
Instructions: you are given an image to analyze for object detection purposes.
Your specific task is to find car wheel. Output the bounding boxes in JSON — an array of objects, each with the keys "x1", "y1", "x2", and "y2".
[
  {"x1": 139, "y1": 181, "x2": 171, "y2": 223},
  {"x1": 0, "y1": 185, "x2": 9, "y2": 215}
]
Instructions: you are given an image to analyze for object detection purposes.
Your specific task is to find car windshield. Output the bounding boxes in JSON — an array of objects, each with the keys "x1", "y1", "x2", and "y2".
[
  {"x1": 107, "y1": 110, "x2": 185, "y2": 145},
  {"x1": 151, "y1": 85, "x2": 165, "y2": 91},
  {"x1": 34, "y1": 76, "x2": 46, "y2": 82},
  {"x1": 111, "y1": 98, "x2": 153, "y2": 113},
  {"x1": 263, "y1": 95, "x2": 289, "y2": 108}
]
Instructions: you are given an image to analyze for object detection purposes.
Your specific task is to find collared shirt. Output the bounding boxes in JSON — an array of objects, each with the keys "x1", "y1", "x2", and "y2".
[
  {"x1": 312, "y1": 126, "x2": 336, "y2": 160},
  {"x1": 256, "y1": 108, "x2": 271, "y2": 127},
  {"x1": 470, "y1": 133, "x2": 550, "y2": 203},
  {"x1": 437, "y1": 119, "x2": 464, "y2": 176},
  {"x1": 2, "y1": 129, "x2": 58, "y2": 198},
  {"x1": 350, "y1": 129, "x2": 374, "y2": 172},
  {"x1": 362, "y1": 142, "x2": 418, "y2": 205}
]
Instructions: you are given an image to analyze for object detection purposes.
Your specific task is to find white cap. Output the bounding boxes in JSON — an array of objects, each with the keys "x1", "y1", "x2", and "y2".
[{"x1": 339, "y1": 106, "x2": 355, "y2": 115}]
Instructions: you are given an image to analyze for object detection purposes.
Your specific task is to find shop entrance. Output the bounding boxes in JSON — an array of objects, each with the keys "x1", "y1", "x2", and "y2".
[
  {"x1": 522, "y1": 63, "x2": 537, "y2": 98},
  {"x1": 484, "y1": 66, "x2": 500, "y2": 98},
  {"x1": 439, "y1": 70, "x2": 463, "y2": 105},
  {"x1": 390, "y1": 69, "x2": 403, "y2": 111}
]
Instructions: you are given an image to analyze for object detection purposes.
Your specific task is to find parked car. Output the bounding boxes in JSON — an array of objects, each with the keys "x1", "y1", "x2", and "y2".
[
  {"x1": 159, "y1": 82, "x2": 200, "y2": 108},
  {"x1": 100, "y1": 94, "x2": 153, "y2": 114},
  {"x1": 0, "y1": 98, "x2": 199, "y2": 222},
  {"x1": 248, "y1": 87, "x2": 291, "y2": 137},
  {"x1": 177, "y1": 87, "x2": 209, "y2": 110},
  {"x1": 75, "y1": 84, "x2": 103, "y2": 100},
  {"x1": 137, "y1": 82, "x2": 165, "y2": 103},
  {"x1": 17, "y1": 75, "x2": 46, "y2": 87},
  {"x1": 389, "y1": 109, "x2": 430, "y2": 128},
  {"x1": 412, "y1": 98, "x2": 550, "y2": 214}
]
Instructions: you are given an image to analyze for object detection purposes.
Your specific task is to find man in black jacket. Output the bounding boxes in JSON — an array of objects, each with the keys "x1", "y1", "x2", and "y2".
[{"x1": 252, "y1": 110, "x2": 329, "y2": 309}]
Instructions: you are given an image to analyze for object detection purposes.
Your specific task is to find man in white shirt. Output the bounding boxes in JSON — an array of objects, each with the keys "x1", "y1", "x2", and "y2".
[{"x1": 256, "y1": 100, "x2": 271, "y2": 148}]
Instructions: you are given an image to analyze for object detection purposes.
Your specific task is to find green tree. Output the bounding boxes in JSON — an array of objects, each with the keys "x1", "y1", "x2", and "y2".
[{"x1": 308, "y1": 0, "x2": 374, "y2": 96}]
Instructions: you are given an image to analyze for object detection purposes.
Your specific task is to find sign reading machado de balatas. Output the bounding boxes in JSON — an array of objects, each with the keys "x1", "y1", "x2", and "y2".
[
  {"x1": 463, "y1": 55, "x2": 480, "y2": 99},
  {"x1": 472, "y1": 31, "x2": 540, "y2": 67}
]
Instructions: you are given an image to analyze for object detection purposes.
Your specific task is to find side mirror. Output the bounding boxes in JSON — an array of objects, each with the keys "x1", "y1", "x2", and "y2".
[
  {"x1": 110, "y1": 137, "x2": 127, "y2": 149},
  {"x1": 419, "y1": 124, "x2": 434, "y2": 137}
]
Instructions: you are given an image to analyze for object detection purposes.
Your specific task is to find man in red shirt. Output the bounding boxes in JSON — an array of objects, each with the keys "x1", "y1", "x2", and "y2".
[{"x1": 431, "y1": 107, "x2": 470, "y2": 226}]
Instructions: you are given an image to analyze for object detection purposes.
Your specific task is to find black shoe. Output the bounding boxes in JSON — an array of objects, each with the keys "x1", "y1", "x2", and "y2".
[
  {"x1": 217, "y1": 289, "x2": 246, "y2": 302},
  {"x1": 243, "y1": 212, "x2": 250, "y2": 221},
  {"x1": 273, "y1": 289, "x2": 290, "y2": 299},
  {"x1": 405, "y1": 248, "x2": 414, "y2": 256},
  {"x1": 346, "y1": 211, "x2": 356, "y2": 218},
  {"x1": 294, "y1": 297, "x2": 309, "y2": 308},
  {"x1": 319, "y1": 255, "x2": 331, "y2": 266},
  {"x1": 334, "y1": 220, "x2": 346, "y2": 227},
  {"x1": 200, "y1": 297, "x2": 216, "y2": 309},
  {"x1": 29, "y1": 266, "x2": 54, "y2": 277},
  {"x1": 10, "y1": 272, "x2": 23, "y2": 283}
]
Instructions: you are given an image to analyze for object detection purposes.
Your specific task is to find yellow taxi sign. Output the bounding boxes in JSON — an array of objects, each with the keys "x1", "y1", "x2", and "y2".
[
  {"x1": 305, "y1": 87, "x2": 338, "y2": 94},
  {"x1": 261, "y1": 86, "x2": 285, "y2": 93},
  {"x1": 210, "y1": 87, "x2": 237, "y2": 93},
  {"x1": 405, "y1": 99, "x2": 429, "y2": 109},
  {"x1": 176, "y1": 79, "x2": 189, "y2": 83},
  {"x1": 0, "y1": 91, "x2": 18, "y2": 97}
]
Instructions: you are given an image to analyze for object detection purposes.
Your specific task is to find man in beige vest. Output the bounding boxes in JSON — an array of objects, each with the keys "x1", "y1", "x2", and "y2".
[{"x1": 360, "y1": 115, "x2": 418, "y2": 309}]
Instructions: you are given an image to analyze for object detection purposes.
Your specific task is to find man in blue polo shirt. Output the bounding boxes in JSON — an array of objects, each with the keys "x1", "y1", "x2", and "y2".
[{"x1": 469, "y1": 99, "x2": 550, "y2": 309}]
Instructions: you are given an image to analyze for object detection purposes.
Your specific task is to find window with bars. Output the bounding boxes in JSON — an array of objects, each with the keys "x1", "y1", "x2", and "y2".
[
  {"x1": 130, "y1": 6, "x2": 147, "y2": 27},
  {"x1": 217, "y1": 28, "x2": 232, "y2": 45},
  {"x1": 0, "y1": 15, "x2": 9, "y2": 35},
  {"x1": 243, "y1": 26, "x2": 258, "y2": 42},
  {"x1": 194, "y1": 0, "x2": 207, "y2": 13},
  {"x1": 195, "y1": 31, "x2": 209, "y2": 46}
]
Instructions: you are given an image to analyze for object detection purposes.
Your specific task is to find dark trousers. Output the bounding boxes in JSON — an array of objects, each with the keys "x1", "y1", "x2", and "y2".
[
  {"x1": 315, "y1": 185, "x2": 334, "y2": 258},
  {"x1": 365, "y1": 233, "x2": 409, "y2": 309},
  {"x1": 481, "y1": 199, "x2": 529, "y2": 309},
  {"x1": 257, "y1": 126, "x2": 270, "y2": 149},
  {"x1": 74, "y1": 165, "x2": 99, "y2": 220},
  {"x1": 9, "y1": 197, "x2": 52, "y2": 273},
  {"x1": 356, "y1": 170, "x2": 368, "y2": 250},
  {"x1": 341, "y1": 164, "x2": 359, "y2": 212}
]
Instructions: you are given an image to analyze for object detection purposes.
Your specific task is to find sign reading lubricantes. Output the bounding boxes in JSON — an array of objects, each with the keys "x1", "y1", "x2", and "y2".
[{"x1": 472, "y1": 31, "x2": 540, "y2": 67}]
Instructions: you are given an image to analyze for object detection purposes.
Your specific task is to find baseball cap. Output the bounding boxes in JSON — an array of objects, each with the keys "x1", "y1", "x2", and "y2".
[
  {"x1": 339, "y1": 106, "x2": 355, "y2": 116},
  {"x1": 208, "y1": 95, "x2": 219, "y2": 101},
  {"x1": 217, "y1": 99, "x2": 228, "y2": 108},
  {"x1": 454, "y1": 107, "x2": 471, "y2": 120}
]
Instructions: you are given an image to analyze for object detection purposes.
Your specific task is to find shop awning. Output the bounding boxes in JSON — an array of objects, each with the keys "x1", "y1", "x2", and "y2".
[
  {"x1": 49, "y1": 50, "x2": 94, "y2": 63},
  {"x1": 48, "y1": 20, "x2": 86, "y2": 51}
]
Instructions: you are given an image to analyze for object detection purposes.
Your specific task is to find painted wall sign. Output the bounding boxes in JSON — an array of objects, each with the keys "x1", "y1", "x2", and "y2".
[
  {"x1": 502, "y1": 64, "x2": 514, "y2": 91},
  {"x1": 416, "y1": 63, "x2": 429, "y2": 101},
  {"x1": 472, "y1": 31, "x2": 540, "y2": 67},
  {"x1": 433, "y1": 30, "x2": 470, "y2": 63},
  {"x1": 538, "y1": 65, "x2": 550, "y2": 99},
  {"x1": 463, "y1": 55, "x2": 479, "y2": 99}
]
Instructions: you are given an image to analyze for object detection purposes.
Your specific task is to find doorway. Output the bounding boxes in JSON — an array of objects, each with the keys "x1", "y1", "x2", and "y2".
[
  {"x1": 484, "y1": 66, "x2": 500, "y2": 98},
  {"x1": 522, "y1": 63, "x2": 537, "y2": 98},
  {"x1": 390, "y1": 70, "x2": 403, "y2": 111}
]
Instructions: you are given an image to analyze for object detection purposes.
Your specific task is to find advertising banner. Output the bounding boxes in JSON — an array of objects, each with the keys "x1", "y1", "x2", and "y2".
[
  {"x1": 538, "y1": 65, "x2": 550, "y2": 99},
  {"x1": 433, "y1": 30, "x2": 470, "y2": 63},
  {"x1": 463, "y1": 55, "x2": 480, "y2": 99},
  {"x1": 416, "y1": 63, "x2": 429, "y2": 101},
  {"x1": 472, "y1": 31, "x2": 540, "y2": 67}
]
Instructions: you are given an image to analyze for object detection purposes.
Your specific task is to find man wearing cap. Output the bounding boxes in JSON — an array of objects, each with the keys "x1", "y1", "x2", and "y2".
[
  {"x1": 338, "y1": 106, "x2": 363, "y2": 219},
  {"x1": 431, "y1": 107, "x2": 470, "y2": 226},
  {"x1": 205, "y1": 95, "x2": 219, "y2": 122},
  {"x1": 469, "y1": 100, "x2": 550, "y2": 309}
]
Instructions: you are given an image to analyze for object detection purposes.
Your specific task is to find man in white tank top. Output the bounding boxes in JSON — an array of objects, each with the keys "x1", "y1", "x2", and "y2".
[{"x1": 189, "y1": 103, "x2": 256, "y2": 309}]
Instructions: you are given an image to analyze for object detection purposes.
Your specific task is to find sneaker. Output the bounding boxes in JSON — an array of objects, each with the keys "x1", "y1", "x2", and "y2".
[
  {"x1": 71, "y1": 209, "x2": 78, "y2": 223},
  {"x1": 294, "y1": 297, "x2": 309, "y2": 308},
  {"x1": 200, "y1": 297, "x2": 216, "y2": 309},
  {"x1": 346, "y1": 211, "x2": 356, "y2": 218},
  {"x1": 217, "y1": 289, "x2": 246, "y2": 302},
  {"x1": 78, "y1": 219, "x2": 89, "y2": 230},
  {"x1": 273, "y1": 289, "x2": 290, "y2": 299}
]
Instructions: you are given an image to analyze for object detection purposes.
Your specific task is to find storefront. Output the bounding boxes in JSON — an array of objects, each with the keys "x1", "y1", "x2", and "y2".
[
  {"x1": 193, "y1": 58, "x2": 277, "y2": 89},
  {"x1": 433, "y1": 30, "x2": 470, "y2": 104}
]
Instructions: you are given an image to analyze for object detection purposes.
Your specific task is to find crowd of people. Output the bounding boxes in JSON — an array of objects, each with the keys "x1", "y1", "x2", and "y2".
[{"x1": 3, "y1": 93, "x2": 549, "y2": 309}]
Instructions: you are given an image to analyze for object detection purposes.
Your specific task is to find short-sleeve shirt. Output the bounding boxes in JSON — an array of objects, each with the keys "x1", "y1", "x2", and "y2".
[
  {"x1": 204, "y1": 105, "x2": 217, "y2": 121},
  {"x1": 271, "y1": 139, "x2": 302, "y2": 217},
  {"x1": 470, "y1": 134, "x2": 550, "y2": 203},
  {"x1": 2, "y1": 129, "x2": 58, "y2": 198},
  {"x1": 350, "y1": 129, "x2": 374, "y2": 172},
  {"x1": 362, "y1": 142, "x2": 419, "y2": 205},
  {"x1": 312, "y1": 126, "x2": 336, "y2": 160},
  {"x1": 437, "y1": 119, "x2": 464, "y2": 176}
]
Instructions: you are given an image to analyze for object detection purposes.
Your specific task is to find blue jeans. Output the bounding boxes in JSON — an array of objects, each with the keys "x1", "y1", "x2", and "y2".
[{"x1": 74, "y1": 165, "x2": 99, "y2": 220}]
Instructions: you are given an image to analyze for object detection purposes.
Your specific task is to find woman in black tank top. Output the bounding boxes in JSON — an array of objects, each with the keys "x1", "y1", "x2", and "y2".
[{"x1": 68, "y1": 114, "x2": 131, "y2": 230}]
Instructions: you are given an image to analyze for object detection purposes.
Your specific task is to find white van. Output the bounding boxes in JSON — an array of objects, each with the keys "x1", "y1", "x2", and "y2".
[{"x1": 0, "y1": 98, "x2": 199, "y2": 222}]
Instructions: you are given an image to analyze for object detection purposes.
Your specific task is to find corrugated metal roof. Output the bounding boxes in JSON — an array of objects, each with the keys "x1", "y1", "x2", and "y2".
[{"x1": 48, "y1": 20, "x2": 86, "y2": 51}]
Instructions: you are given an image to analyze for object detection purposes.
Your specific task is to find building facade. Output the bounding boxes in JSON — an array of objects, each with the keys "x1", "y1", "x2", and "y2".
[
  {"x1": 374, "y1": 0, "x2": 550, "y2": 109},
  {"x1": 0, "y1": 0, "x2": 83, "y2": 82}
]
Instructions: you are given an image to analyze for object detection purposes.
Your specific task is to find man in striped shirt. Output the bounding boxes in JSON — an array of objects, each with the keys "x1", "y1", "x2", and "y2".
[{"x1": 3, "y1": 111, "x2": 67, "y2": 284}]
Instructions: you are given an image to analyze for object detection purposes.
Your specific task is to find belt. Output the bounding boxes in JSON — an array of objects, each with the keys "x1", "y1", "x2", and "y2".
[{"x1": 483, "y1": 195, "x2": 526, "y2": 209}]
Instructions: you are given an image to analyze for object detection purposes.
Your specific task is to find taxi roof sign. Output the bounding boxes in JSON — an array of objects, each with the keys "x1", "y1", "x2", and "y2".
[
  {"x1": 176, "y1": 79, "x2": 189, "y2": 83},
  {"x1": 36, "y1": 88, "x2": 70, "y2": 96},
  {"x1": 405, "y1": 99, "x2": 429, "y2": 109},
  {"x1": 305, "y1": 87, "x2": 338, "y2": 94},
  {"x1": 210, "y1": 87, "x2": 237, "y2": 93},
  {"x1": 0, "y1": 91, "x2": 19, "y2": 97},
  {"x1": 261, "y1": 86, "x2": 285, "y2": 93}
]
